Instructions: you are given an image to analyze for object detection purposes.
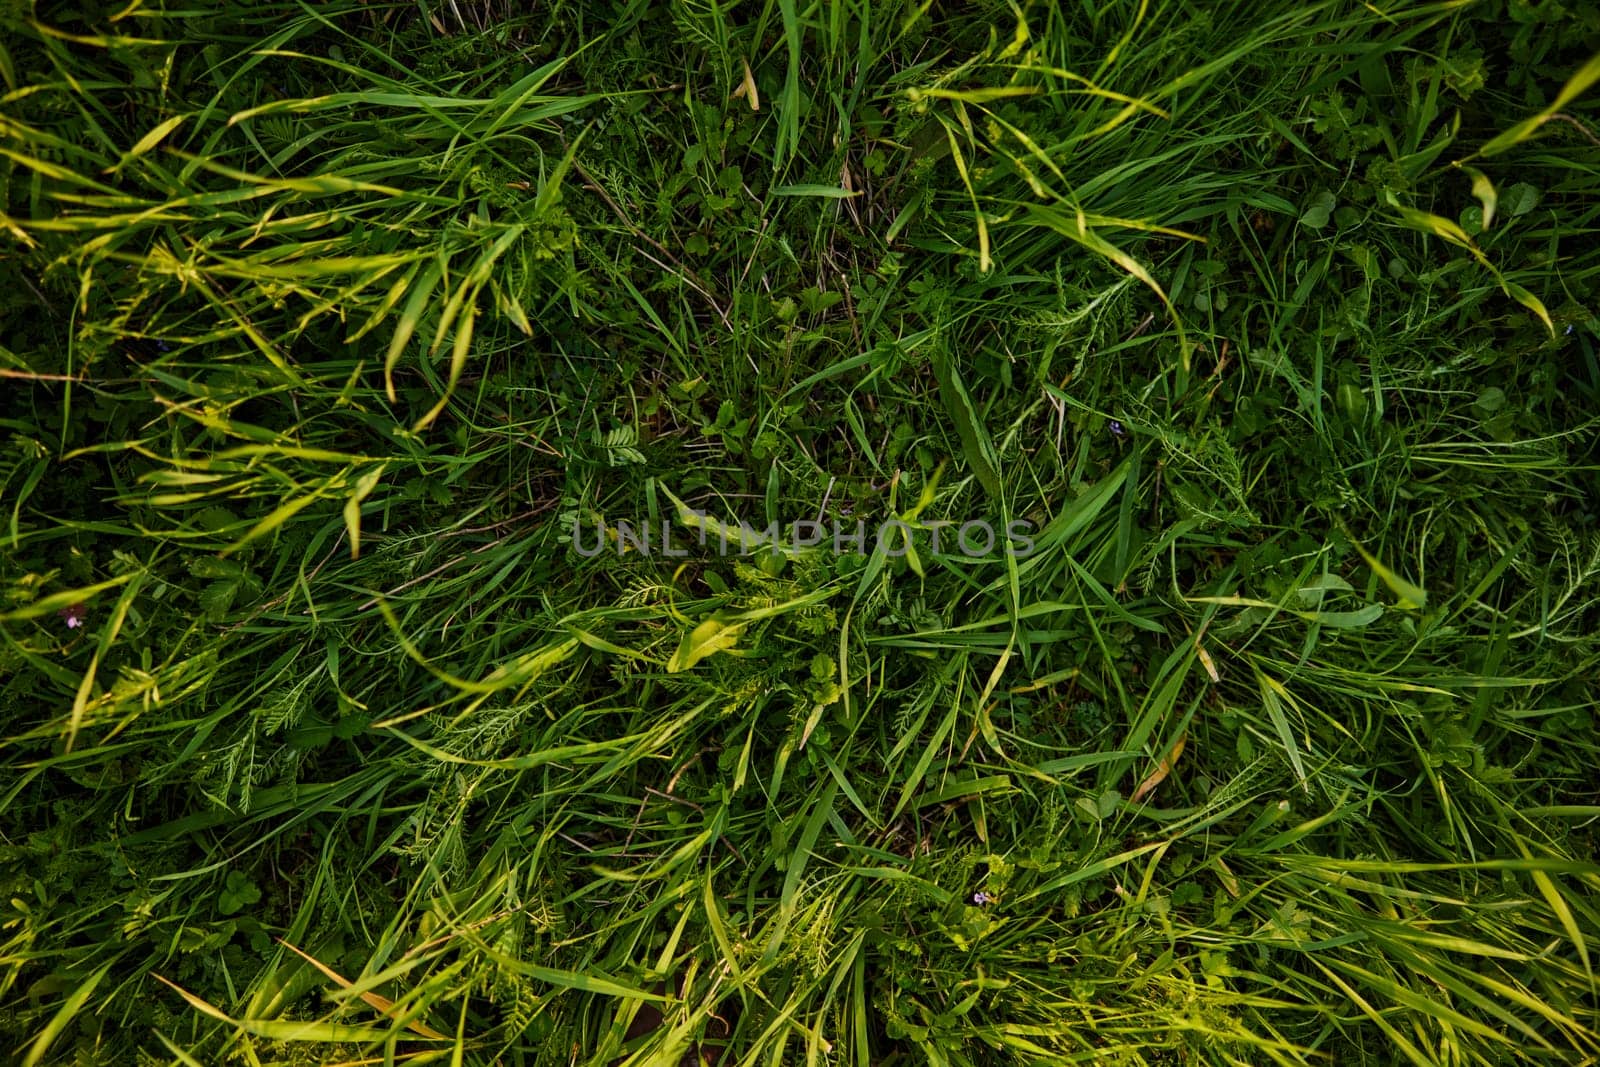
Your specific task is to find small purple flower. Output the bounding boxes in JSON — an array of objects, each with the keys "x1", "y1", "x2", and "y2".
[
  {"x1": 1107, "y1": 419, "x2": 1126, "y2": 438},
  {"x1": 58, "y1": 604, "x2": 86, "y2": 630},
  {"x1": 972, "y1": 891, "x2": 994, "y2": 906}
]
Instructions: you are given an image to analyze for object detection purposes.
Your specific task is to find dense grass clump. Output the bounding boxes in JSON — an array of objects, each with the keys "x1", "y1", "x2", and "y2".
[{"x1": 3, "y1": 1, "x2": 1599, "y2": 1063}]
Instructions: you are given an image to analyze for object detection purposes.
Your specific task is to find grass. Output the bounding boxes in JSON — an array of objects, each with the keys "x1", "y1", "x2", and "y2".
[{"x1": 2, "y1": 0, "x2": 1599, "y2": 1063}]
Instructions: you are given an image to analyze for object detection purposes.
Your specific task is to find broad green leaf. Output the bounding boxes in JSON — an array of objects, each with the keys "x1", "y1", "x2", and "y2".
[
  {"x1": 1385, "y1": 198, "x2": 1484, "y2": 260},
  {"x1": 343, "y1": 465, "x2": 385, "y2": 559},
  {"x1": 1258, "y1": 672, "x2": 1308, "y2": 788},
  {"x1": 384, "y1": 260, "x2": 442, "y2": 402},
  {"x1": 1505, "y1": 182, "x2": 1540, "y2": 215},
  {"x1": 929, "y1": 348, "x2": 1002, "y2": 499},
  {"x1": 907, "y1": 85, "x2": 1042, "y2": 104},
  {"x1": 1352, "y1": 540, "x2": 1427, "y2": 609},
  {"x1": 667, "y1": 617, "x2": 746, "y2": 673},
  {"x1": 1294, "y1": 574, "x2": 1354, "y2": 604},
  {"x1": 771, "y1": 184, "x2": 861, "y2": 198},
  {"x1": 1457, "y1": 164, "x2": 1497, "y2": 229},
  {"x1": 1299, "y1": 190, "x2": 1335, "y2": 229},
  {"x1": 1504, "y1": 281, "x2": 1554, "y2": 333},
  {"x1": 112, "y1": 114, "x2": 189, "y2": 173},
  {"x1": 198, "y1": 580, "x2": 238, "y2": 620},
  {"x1": 1308, "y1": 604, "x2": 1385, "y2": 629}
]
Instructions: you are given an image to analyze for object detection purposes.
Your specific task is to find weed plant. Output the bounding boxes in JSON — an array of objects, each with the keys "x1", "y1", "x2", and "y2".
[{"x1": 2, "y1": 0, "x2": 1599, "y2": 1063}]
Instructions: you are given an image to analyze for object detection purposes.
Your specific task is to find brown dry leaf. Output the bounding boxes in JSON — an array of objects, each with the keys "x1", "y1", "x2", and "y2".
[
  {"x1": 1213, "y1": 857, "x2": 1241, "y2": 899},
  {"x1": 730, "y1": 57, "x2": 760, "y2": 111},
  {"x1": 1131, "y1": 731, "x2": 1187, "y2": 805}
]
